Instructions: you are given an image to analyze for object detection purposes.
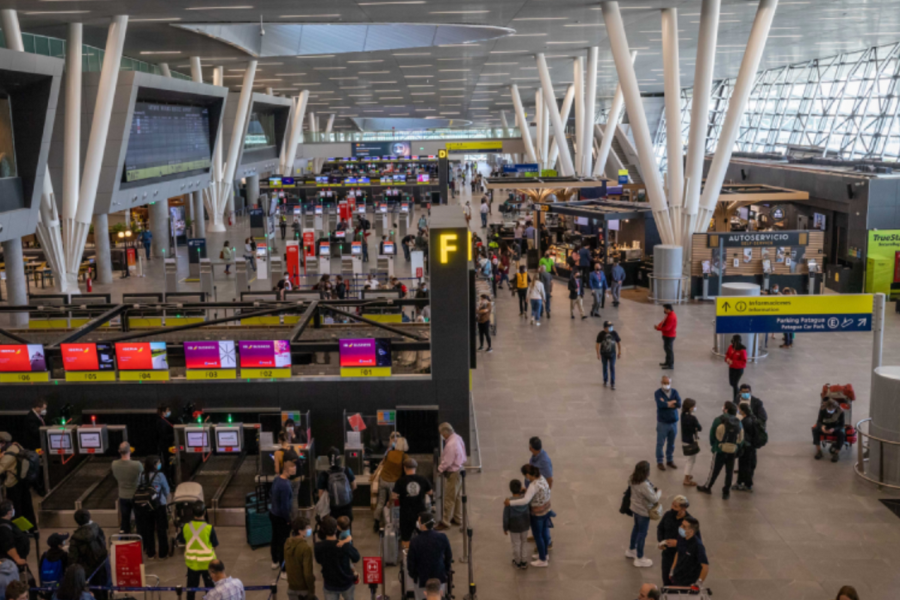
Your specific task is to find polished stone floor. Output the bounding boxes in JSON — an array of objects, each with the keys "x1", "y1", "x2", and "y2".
[{"x1": 14, "y1": 171, "x2": 900, "y2": 600}]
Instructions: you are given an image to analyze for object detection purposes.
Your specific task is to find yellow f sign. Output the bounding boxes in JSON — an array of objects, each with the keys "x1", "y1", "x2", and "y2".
[{"x1": 439, "y1": 233, "x2": 458, "y2": 264}]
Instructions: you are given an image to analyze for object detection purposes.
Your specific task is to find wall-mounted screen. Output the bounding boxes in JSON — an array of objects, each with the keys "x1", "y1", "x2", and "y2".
[
  {"x1": 217, "y1": 430, "x2": 240, "y2": 446},
  {"x1": 0, "y1": 345, "x2": 46, "y2": 372},
  {"x1": 239, "y1": 340, "x2": 291, "y2": 368},
  {"x1": 60, "y1": 343, "x2": 116, "y2": 371},
  {"x1": 186, "y1": 431, "x2": 208, "y2": 449},
  {"x1": 123, "y1": 102, "x2": 212, "y2": 183},
  {"x1": 79, "y1": 432, "x2": 101, "y2": 449},
  {"x1": 315, "y1": 176, "x2": 328, "y2": 184},
  {"x1": 115, "y1": 342, "x2": 169, "y2": 370},
  {"x1": 185, "y1": 341, "x2": 236, "y2": 369},
  {"x1": 244, "y1": 110, "x2": 277, "y2": 151},
  {"x1": 417, "y1": 174, "x2": 430, "y2": 183},
  {"x1": 352, "y1": 141, "x2": 411, "y2": 158},
  {"x1": 48, "y1": 432, "x2": 72, "y2": 450},
  {"x1": 339, "y1": 338, "x2": 392, "y2": 368}
]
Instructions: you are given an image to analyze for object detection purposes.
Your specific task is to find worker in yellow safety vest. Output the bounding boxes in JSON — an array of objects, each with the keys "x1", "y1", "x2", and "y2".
[{"x1": 177, "y1": 502, "x2": 218, "y2": 600}]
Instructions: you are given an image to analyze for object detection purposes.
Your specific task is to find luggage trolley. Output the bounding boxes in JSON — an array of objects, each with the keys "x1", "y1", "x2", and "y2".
[
  {"x1": 814, "y1": 383, "x2": 858, "y2": 455},
  {"x1": 661, "y1": 587, "x2": 712, "y2": 599}
]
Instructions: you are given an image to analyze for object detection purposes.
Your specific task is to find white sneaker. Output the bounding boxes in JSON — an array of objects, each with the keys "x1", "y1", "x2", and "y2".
[
  {"x1": 530, "y1": 559, "x2": 549, "y2": 568},
  {"x1": 279, "y1": 572, "x2": 287, "y2": 580},
  {"x1": 271, "y1": 562, "x2": 280, "y2": 570},
  {"x1": 625, "y1": 549, "x2": 637, "y2": 559},
  {"x1": 633, "y1": 557, "x2": 653, "y2": 568},
  {"x1": 536, "y1": 321, "x2": 541, "y2": 326}
]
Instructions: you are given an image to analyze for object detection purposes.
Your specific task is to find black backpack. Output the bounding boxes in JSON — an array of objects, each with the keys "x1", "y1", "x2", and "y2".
[
  {"x1": 133, "y1": 472, "x2": 161, "y2": 511},
  {"x1": 327, "y1": 469, "x2": 353, "y2": 507},
  {"x1": 719, "y1": 415, "x2": 741, "y2": 453},
  {"x1": 600, "y1": 332, "x2": 616, "y2": 358},
  {"x1": 753, "y1": 419, "x2": 769, "y2": 449}
]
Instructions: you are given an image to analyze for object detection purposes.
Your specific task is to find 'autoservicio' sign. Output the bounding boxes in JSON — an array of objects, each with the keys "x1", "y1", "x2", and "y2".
[
  {"x1": 707, "y1": 230, "x2": 809, "y2": 248},
  {"x1": 715, "y1": 294, "x2": 873, "y2": 334}
]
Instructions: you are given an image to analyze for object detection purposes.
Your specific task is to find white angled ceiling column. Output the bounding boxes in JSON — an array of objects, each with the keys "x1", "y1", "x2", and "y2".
[
  {"x1": 159, "y1": 63, "x2": 172, "y2": 78},
  {"x1": 187, "y1": 57, "x2": 205, "y2": 239},
  {"x1": 682, "y1": 0, "x2": 720, "y2": 242},
  {"x1": 696, "y1": 0, "x2": 778, "y2": 234},
  {"x1": 325, "y1": 114, "x2": 335, "y2": 133},
  {"x1": 584, "y1": 46, "x2": 599, "y2": 176},
  {"x1": 534, "y1": 91, "x2": 543, "y2": 167},
  {"x1": 282, "y1": 90, "x2": 309, "y2": 178},
  {"x1": 190, "y1": 56, "x2": 203, "y2": 82},
  {"x1": 202, "y1": 65, "x2": 226, "y2": 233},
  {"x1": 574, "y1": 56, "x2": 585, "y2": 176},
  {"x1": 549, "y1": 84, "x2": 575, "y2": 170},
  {"x1": 542, "y1": 92, "x2": 550, "y2": 168},
  {"x1": 593, "y1": 50, "x2": 636, "y2": 178},
  {"x1": 500, "y1": 110, "x2": 510, "y2": 136},
  {"x1": 601, "y1": 2, "x2": 674, "y2": 244},
  {"x1": 69, "y1": 15, "x2": 128, "y2": 287},
  {"x1": 63, "y1": 22, "x2": 84, "y2": 288},
  {"x1": 510, "y1": 84, "x2": 538, "y2": 164},
  {"x1": 536, "y1": 53, "x2": 575, "y2": 177},
  {"x1": 662, "y1": 8, "x2": 685, "y2": 244}
]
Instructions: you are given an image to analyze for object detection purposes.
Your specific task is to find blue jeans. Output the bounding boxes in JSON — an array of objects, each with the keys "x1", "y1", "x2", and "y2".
[
  {"x1": 602, "y1": 354, "x2": 616, "y2": 385},
  {"x1": 656, "y1": 421, "x2": 677, "y2": 464},
  {"x1": 530, "y1": 298, "x2": 543, "y2": 322},
  {"x1": 324, "y1": 587, "x2": 355, "y2": 600},
  {"x1": 531, "y1": 513, "x2": 551, "y2": 561},
  {"x1": 481, "y1": 213, "x2": 488, "y2": 227},
  {"x1": 629, "y1": 514, "x2": 650, "y2": 558}
]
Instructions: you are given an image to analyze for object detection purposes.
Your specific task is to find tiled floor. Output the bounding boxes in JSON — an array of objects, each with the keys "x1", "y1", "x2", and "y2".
[{"x1": 15, "y1": 169, "x2": 900, "y2": 600}]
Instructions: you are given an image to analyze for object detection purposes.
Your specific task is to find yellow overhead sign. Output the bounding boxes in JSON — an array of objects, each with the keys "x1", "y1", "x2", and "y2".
[
  {"x1": 445, "y1": 141, "x2": 503, "y2": 151},
  {"x1": 715, "y1": 294, "x2": 873, "y2": 317},
  {"x1": 438, "y1": 149, "x2": 448, "y2": 159}
]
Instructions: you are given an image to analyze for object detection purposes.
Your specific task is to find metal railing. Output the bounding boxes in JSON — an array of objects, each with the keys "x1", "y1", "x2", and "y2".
[
  {"x1": 303, "y1": 129, "x2": 521, "y2": 143},
  {"x1": 855, "y1": 418, "x2": 900, "y2": 490}
]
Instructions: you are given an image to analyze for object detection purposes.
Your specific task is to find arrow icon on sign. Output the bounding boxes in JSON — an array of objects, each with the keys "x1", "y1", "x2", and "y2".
[
  {"x1": 858, "y1": 317, "x2": 867, "y2": 327},
  {"x1": 721, "y1": 301, "x2": 731, "y2": 313}
]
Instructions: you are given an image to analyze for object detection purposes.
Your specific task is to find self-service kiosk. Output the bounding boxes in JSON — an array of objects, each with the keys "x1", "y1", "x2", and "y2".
[
  {"x1": 350, "y1": 241, "x2": 363, "y2": 276},
  {"x1": 314, "y1": 205, "x2": 324, "y2": 232},
  {"x1": 378, "y1": 241, "x2": 396, "y2": 277},
  {"x1": 318, "y1": 241, "x2": 331, "y2": 274},
  {"x1": 76, "y1": 426, "x2": 109, "y2": 454},
  {"x1": 400, "y1": 202, "x2": 411, "y2": 231},
  {"x1": 46, "y1": 426, "x2": 77, "y2": 456},
  {"x1": 379, "y1": 203, "x2": 390, "y2": 231}
]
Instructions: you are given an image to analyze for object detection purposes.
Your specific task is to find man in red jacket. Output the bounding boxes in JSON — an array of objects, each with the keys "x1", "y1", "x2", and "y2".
[{"x1": 655, "y1": 304, "x2": 677, "y2": 370}]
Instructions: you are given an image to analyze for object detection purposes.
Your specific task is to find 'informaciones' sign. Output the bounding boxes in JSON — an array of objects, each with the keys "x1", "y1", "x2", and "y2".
[{"x1": 715, "y1": 294, "x2": 873, "y2": 334}]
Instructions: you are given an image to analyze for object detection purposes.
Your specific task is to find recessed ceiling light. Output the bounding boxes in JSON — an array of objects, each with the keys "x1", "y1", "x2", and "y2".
[
  {"x1": 439, "y1": 69, "x2": 470, "y2": 72},
  {"x1": 329, "y1": 77, "x2": 358, "y2": 80},
  {"x1": 411, "y1": 92, "x2": 436, "y2": 95},
  {"x1": 546, "y1": 41, "x2": 588, "y2": 45},
  {"x1": 439, "y1": 79, "x2": 467, "y2": 82},
  {"x1": 184, "y1": 5, "x2": 254, "y2": 9},
  {"x1": 442, "y1": 94, "x2": 464, "y2": 97},
  {"x1": 130, "y1": 17, "x2": 183, "y2": 21},
  {"x1": 275, "y1": 73, "x2": 306, "y2": 76},
  {"x1": 484, "y1": 62, "x2": 518, "y2": 65},
  {"x1": 348, "y1": 94, "x2": 373, "y2": 97},
  {"x1": 140, "y1": 51, "x2": 182, "y2": 55},
  {"x1": 278, "y1": 14, "x2": 340, "y2": 17},
  {"x1": 370, "y1": 81, "x2": 397, "y2": 84},
  {"x1": 490, "y1": 50, "x2": 526, "y2": 54},
  {"x1": 356, "y1": 101, "x2": 378, "y2": 104},
  {"x1": 430, "y1": 10, "x2": 488, "y2": 14},
  {"x1": 380, "y1": 97, "x2": 404, "y2": 99},
  {"x1": 480, "y1": 73, "x2": 506, "y2": 77},
  {"x1": 399, "y1": 65, "x2": 431, "y2": 68},
  {"x1": 405, "y1": 75, "x2": 433, "y2": 78},
  {"x1": 315, "y1": 67, "x2": 346, "y2": 70},
  {"x1": 374, "y1": 89, "x2": 401, "y2": 92},
  {"x1": 359, "y1": 71, "x2": 390, "y2": 75},
  {"x1": 408, "y1": 84, "x2": 433, "y2": 87},
  {"x1": 393, "y1": 52, "x2": 431, "y2": 56},
  {"x1": 23, "y1": 9, "x2": 90, "y2": 13},
  {"x1": 440, "y1": 112, "x2": 460, "y2": 115},
  {"x1": 511, "y1": 33, "x2": 547, "y2": 37},
  {"x1": 298, "y1": 54, "x2": 335, "y2": 59},
  {"x1": 348, "y1": 59, "x2": 384, "y2": 63}
]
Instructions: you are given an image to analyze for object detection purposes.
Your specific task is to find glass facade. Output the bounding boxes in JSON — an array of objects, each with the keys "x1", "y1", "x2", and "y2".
[
  {"x1": 654, "y1": 42, "x2": 900, "y2": 170},
  {"x1": 0, "y1": 29, "x2": 191, "y2": 79},
  {"x1": 304, "y1": 128, "x2": 521, "y2": 142}
]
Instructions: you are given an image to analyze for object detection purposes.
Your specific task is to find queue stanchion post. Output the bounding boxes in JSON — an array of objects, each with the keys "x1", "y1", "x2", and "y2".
[{"x1": 459, "y1": 468, "x2": 468, "y2": 564}]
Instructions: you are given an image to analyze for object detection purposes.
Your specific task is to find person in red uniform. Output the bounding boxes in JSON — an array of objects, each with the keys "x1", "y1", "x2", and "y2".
[
  {"x1": 724, "y1": 335, "x2": 748, "y2": 397},
  {"x1": 655, "y1": 304, "x2": 677, "y2": 370}
]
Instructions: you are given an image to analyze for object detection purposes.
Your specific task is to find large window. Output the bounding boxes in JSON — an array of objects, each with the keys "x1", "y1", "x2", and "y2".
[{"x1": 654, "y1": 42, "x2": 900, "y2": 168}]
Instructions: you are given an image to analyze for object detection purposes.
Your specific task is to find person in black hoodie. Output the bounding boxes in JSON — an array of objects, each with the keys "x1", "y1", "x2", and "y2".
[
  {"x1": 656, "y1": 496, "x2": 692, "y2": 586},
  {"x1": 314, "y1": 516, "x2": 359, "y2": 600},
  {"x1": 735, "y1": 384, "x2": 768, "y2": 422},
  {"x1": 407, "y1": 512, "x2": 452, "y2": 599},
  {"x1": 680, "y1": 399, "x2": 702, "y2": 488},
  {"x1": 68, "y1": 510, "x2": 108, "y2": 600},
  {"x1": 734, "y1": 403, "x2": 758, "y2": 492},
  {"x1": 813, "y1": 399, "x2": 845, "y2": 463}
]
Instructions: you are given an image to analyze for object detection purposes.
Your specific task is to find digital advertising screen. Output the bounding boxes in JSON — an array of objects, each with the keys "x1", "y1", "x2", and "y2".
[
  {"x1": 268, "y1": 177, "x2": 282, "y2": 188},
  {"x1": 346, "y1": 177, "x2": 358, "y2": 184},
  {"x1": 60, "y1": 343, "x2": 116, "y2": 371},
  {"x1": 417, "y1": 174, "x2": 430, "y2": 183},
  {"x1": 315, "y1": 176, "x2": 328, "y2": 184},
  {"x1": 380, "y1": 176, "x2": 391, "y2": 184},
  {"x1": 239, "y1": 340, "x2": 292, "y2": 368},
  {"x1": 115, "y1": 342, "x2": 169, "y2": 371},
  {"x1": 359, "y1": 177, "x2": 370, "y2": 184},
  {"x1": 339, "y1": 339, "x2": 392, "y2": 370},
  {"x1": 352, "y1": 141, "x2": 411, "y2": 158},
  {"x1": 393, "y1": 174, "x2": 405, "y2": 182},
  {"x1": 184, "y1": 341, "x2": 236, "y2": 370},
  {"x1": 123, "y1": 102, "x2": 212, "y2": 183},
  {"x1": 282, "y1": 177, "x2": 295, "y2": 188},
  {"x1": 0, "y1": 345, "x2": 46, "y2": 372}
]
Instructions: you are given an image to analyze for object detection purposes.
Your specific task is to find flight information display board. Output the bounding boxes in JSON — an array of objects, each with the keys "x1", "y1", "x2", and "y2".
[
  {"x1": 123, "y1": 102, "x2": 212, "y2": 183},
  {"x1": 244, "y1": 110, "x2": 276, "y2": 151}
]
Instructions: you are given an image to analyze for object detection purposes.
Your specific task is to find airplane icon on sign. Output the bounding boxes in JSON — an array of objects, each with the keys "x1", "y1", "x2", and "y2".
[{"x1": 841, "y1": 318, "x2": 854, "y2": 328}]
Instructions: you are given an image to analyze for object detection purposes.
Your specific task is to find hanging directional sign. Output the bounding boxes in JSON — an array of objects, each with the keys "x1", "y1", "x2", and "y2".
[{"x1": 715, "y1": 294, "x2": 873, "y2": 334}]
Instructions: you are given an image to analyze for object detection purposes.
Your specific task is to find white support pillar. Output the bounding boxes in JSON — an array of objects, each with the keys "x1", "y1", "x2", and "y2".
[
  {"x1": 208, "y1": 60, "x2": 257, "y2": 232},
  {"x1": 192, "y1": 191, "x2": 205, "y2": 239},
  {"x1": 549, "y1": 85, "x2": 575, "y2": 169},
  {"x1": 159, "y1": 63, "x2": 172, "y2": 78},
  {"x1": 601, "y1": 2, "x2": 674, "y2": 244},
  {"x1": 61, "y1": 22, "x2": 84, "y2": 292},
  {"x1": 536, "y1": 53, "x2": 576, "y2": 177},
  {"x1": 696, "y1": 0, "x2": 778, "y2": 233},
  {"x1": 309, "y1": 112, "x2": 317, "y2": 134},
  {"x1": 67, "y1": 16, "x2": 128, "y2": 286},
  {"x1": 593, "y1": 50, "x2": 636, "y2": 178},
  {"x1": 584, "y1": 46, "x2": 599, "y2": 176},
  {"x1": 1, "y1": 239, "x2": 28, "y2": 327},
  {"x1": 542, "y1": 95, "x2": 550, "y2": 168},
  {"x1": 282, "y1": 90, "x2": 309, "y2": 177},
  {"x1": 91, "y1": 213, "x2": 112, "y2": 283},
  {"x1": 325, "y1": 113, "x2": 335, "y2": 133},
  {"x1": 190, "y1": 56, "x2": 203, "y2": 83},
  {"x1": 0, "y1": 10, "x2": 24, "y2": 52},
  {"x1": 510, "y1": 85, "x2": 538, "y2": 164},
  {"x1": 683, "y1": 0, "x2": 721, "y2": 241},
  {"x1": 500, "y1": 110, "x2": 510, "y2": 136},
  {"x1": 662, "y1": 8, "x2": 685, "y2": 243},
  {"x1": 574, "y1": 56, "x2": 585, "y2": 176},
  {"x1": 534, "y1": 92, "x2": 543, "y2": 166},
  {"x1": 149, "y1": 199, "x2": 168, "y2": 258}
]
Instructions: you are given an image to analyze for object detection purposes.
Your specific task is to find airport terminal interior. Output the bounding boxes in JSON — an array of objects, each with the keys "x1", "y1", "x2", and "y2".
[{"x1": 2, "y1": 1, "x2": 900, "y2": 600}]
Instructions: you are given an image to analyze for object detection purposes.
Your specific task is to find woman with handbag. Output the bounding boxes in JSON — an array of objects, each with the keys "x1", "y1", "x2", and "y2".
[
  {"x1": 626, "y1": 461, "x2": 661, "y2": 568},
  {"x1": 681, "y1": 399, "x2": 703, "y2": 487}
]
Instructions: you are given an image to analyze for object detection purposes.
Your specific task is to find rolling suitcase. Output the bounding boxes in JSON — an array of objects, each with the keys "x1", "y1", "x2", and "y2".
[
  {"x1": 382, "y1": 501, "x2": 400, "y2": 566},
  {"x1": 245, "y1": 484, "x2": 272, "y2": 549}
]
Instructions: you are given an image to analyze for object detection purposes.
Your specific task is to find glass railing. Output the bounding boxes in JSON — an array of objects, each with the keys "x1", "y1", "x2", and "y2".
[
  {"x1": 0, "y1": 29, "x2": 192, "y2": 79},
  {"x1": 303, "y1": 128, "x2": 521, "y2": 143}
]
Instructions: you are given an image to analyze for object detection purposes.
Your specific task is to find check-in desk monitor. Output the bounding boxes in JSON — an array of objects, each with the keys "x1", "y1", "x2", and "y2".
[
  {"x1": 185, "y1": 426, "x2": 212, "y2": 453},
  {"x1": 77, "y1": 426, "x2": 109, "y2": 454},
  {"x1": 47, "y1": 428, "x2": 75, "y2": 455},
  {"x1": 382, "y1": 242, "x2": 395, "y2": 255},
  {"x1": 215, "y1": 424, "x2": 243, "y2": 453}
]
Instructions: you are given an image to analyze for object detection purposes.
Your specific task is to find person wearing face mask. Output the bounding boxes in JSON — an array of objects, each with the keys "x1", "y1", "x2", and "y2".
[
  {"x1": 284, "y1": 517, "x2": 316, "y2": 600},
  {"x1": 407, "y1": 512, "x2": 453, "y2": 598},
  {"x1": 0, "y1": 500, "x2": 28, "y2": 569},
  {"x1": 654, "y1": 377, "x2": 681, "y2": 471},
  {"x1": 656, "y1": 496, "x2": 693, "y2": 586},
  {"x1": 735, "y1": 384, "x2": 768, "y2": 422},
  {"x1": 668, "y1": 517, "x2": 709, "y2": 589},
  {"x1": 680, "y1": 399, "x2": 703, "y2": 487},
  {"x1": 724, "y1": 335, "x2": 748, "y2": 398},
  {"x1": 813, "y1": 399, "x2": 845, "y2": 462},
  {"x1": 733, "y1": 403, "x2": 758, "y2": 492},
  {"x1": 596, "y1": 321, "x2": 622, "y2": 390},
  {"x1": 0, "y1": 433, "x2": 37, "y2": 534},
  {"x1": 697, "y1": 402, "x2": 744, "y2": 500},
  {"x1": 134, "y1": 457, "x2": 170, "y2": 560},
  {"x1": 23, "y1": 399, "x2": 48, "y2": 453}
]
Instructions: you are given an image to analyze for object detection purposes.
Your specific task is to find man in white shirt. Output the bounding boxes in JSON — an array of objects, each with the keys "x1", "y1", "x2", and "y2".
[{"x1": 435, "y1": 423, "x2": 467, "y2": 531}]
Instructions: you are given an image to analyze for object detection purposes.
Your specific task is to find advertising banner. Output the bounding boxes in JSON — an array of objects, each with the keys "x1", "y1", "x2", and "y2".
[
  {"x1": 865, "y1": 230, "x2": 900, "y2": 300},
  {"x1": 115, "y1": 342, "x2": 169, "y2": 370},
  {"x1": 184, "y1": 341, "x2": 236, "y2": 369},
  {"x1": 339, "y1": 338, "x2": 392, "y2": 377},
  {"x1": 352, "y1": 141, "x2": 411, "y2": 157},
  {"x1": 0, "y1": 345, "x2": 46, "y2": 372},
  {"x1": 239, "y1": 340, "x2": 292, "y2": 368}
]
